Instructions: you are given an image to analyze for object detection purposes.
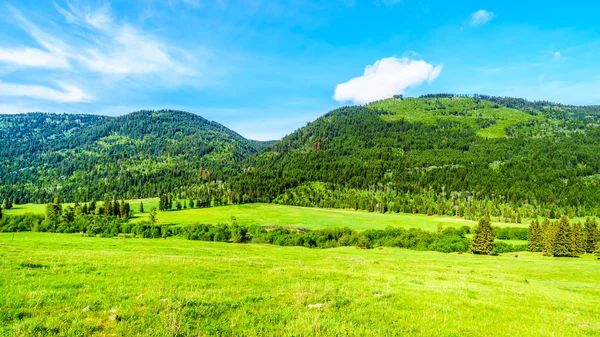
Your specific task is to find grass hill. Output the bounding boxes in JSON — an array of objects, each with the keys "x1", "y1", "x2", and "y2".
[{"x1": 0, "y1": 110, "x2": 263, "y2": 203}]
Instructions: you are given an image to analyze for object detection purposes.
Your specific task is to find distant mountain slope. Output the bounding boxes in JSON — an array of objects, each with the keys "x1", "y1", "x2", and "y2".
[
  {"x1": 0, "y1": 110, "x2": 261, "y2": 203},
  {"x1": 231, "y1": 96, "x2": 600, "y2": 217}
]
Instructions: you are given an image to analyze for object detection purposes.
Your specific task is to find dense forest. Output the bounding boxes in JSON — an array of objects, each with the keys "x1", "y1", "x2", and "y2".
[
  {"x1": 0, "y1": 110, "x2": 266, "y2": 203},
  {"x1": 3, "y1": 95, "x2": 600, "y2": 221}
]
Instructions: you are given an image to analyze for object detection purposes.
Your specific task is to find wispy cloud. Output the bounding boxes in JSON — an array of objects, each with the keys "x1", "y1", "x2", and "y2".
[
  {"x1": 333, "y1": 57, "x2": 442, "y2": 105},
  {"x1": 471, "y1": 10, "x2": 494, "y2": 26},
  {"x1": 552, "y1": 51, "x2": 565, "y2": 61},
  {"x1": 0, "y1": 1, "x2": 200, "y2": 104},
  {"x1": 0, "y1": 48, "x2": 70, "y2": 69},
  {"x1": 0, "y1": 81, "x2": 91, "y2": 102}
]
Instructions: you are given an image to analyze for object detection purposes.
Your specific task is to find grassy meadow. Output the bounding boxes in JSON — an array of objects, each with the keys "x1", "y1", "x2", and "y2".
[
  {"x1": 5, "y1": 201, "x2": 534, "y2": 232},
  {"x1": 1, "y1": 232, "x2": 599, "y2": 336}
]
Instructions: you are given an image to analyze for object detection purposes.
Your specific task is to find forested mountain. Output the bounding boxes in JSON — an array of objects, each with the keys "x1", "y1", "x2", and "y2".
[
  {"x1": 230, "y1": 96, "x2": 600, "y2": 219},
  {"x1": 3, "y1": 95, "x2": 600, "y2": 221},
  {"x1": 0, "y1": 110, "x2": 264, "y2": 203}
]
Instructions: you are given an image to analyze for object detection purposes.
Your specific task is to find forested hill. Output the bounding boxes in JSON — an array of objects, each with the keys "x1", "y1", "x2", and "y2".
[
  {"x1": 230, "y1": 95, "x2": 600, "y2": 219},
  {"x1": 0, "y1": 110, "x2": 265, "y2": 203}
]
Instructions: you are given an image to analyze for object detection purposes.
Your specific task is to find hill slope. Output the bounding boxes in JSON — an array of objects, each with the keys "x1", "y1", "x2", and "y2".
[
  {"x1": 231, "y1": 96, "x2": 600, "y2": 219},
  {"x1": 0, "y1": 110, "x2": 262, "y2": 203}
]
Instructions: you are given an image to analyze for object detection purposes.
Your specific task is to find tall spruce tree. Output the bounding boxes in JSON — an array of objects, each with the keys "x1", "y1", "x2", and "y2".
[
  {"x1": 471, "y1": 216, "x2": 494, "y2": 255},
  {"x1": 528, "y1": 219, "x2": 543, "y2": 252},
  {"x1": 571, "y1": 222, "x2": 585, "y2": 257},
  {"x1": 139, "y1": 201, "x2": 144, "y2": 213},
  {"x1": 552, "y1": 216, "x2": 573, "y2": 257},
  {"x1": 584, "y1": 218, "x2": 598, "y2": 254},
  {"x1": 541, "y1": 218, "x2": 556, "y2": 254}
]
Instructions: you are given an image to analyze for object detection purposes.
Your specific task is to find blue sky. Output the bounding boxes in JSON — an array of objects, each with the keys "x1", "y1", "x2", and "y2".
[{"x1": 0, "y1": 0, "x2": 599, "y2": 140}]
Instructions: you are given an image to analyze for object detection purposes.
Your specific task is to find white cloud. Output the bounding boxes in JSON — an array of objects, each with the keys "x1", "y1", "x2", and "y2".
[
  {"x1": 0, "y1": 48, "x2": 70, "y2": 69},
  {"x1": 3, "y1": 3, "x2": 196, "y2": 77},
  {"x1": 0, "y1": 81, "x2": 91, "y2": 102},
  {"x1": 470, "y1": 10, "x2": 494, "y2": 26},
  {"x1": 333, "y1": 57, "x2": 443, "y2": 105},
  {"x1": 553, "y1": 51, "x2": 565, "y2": 61}
]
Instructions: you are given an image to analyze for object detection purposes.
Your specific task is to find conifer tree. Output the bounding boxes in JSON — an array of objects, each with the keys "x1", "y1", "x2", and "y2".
[
  {"x1": 552, "y1": 216, "x2": 573, "y2": 257},
  {"x1": 0, "y1": 204, "x2": 3, "y2": 220},
  {"x1": 470, "y1": 216, "x2": 494, "y2": 255},
  {"x1": 584, "y1": 218, "x2": 598, "y2": 254},
  {"x1": 139, "y1": 201, "x2": 144, "y2": 213},
  {"x1": 149, "y1": 207, "x2": 157, "y2": 225},
  {"x1": 541, "y1": 218, "x2": 555, "y2": 254},
  {"x1": 176, "y1": 201, "x2": 182, "y2": 210},
  {"x1": 527, "y1": 219, "x2": 543, "y2": 252},
  {"x1": 571, "y1": 222, "x2": 585, "y2": 257}
]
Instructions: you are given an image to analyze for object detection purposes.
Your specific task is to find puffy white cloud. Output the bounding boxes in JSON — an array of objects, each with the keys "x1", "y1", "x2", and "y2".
[
  {"x1": 0, "y1": 81, "x2": 91, "y2": 102},
  {"x1": 333, "y1": 57, "x2": 443, "y2": 105},
  {"x1": 470, "y1": 10, "x2": 494, "y2": 26}
]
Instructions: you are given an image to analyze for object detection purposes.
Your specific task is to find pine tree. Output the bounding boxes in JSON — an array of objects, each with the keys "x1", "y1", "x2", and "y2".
[
  {"x1": 176, "y1": 201, "x2": 182, "y2": 210},
  {"x1": 189, "y1": 199, "x2": 195, "y2": 208},
  {"x1": 584, "y1": 218, "x2": 598, "y2": 254},
  {"x1": 540, "y1": 218, "x2": 556, "y2": 254},
  {"x1": 119, "y1": 200, "x2": 126, "y2": 219},
  {"x1": 139, "y1": 201, "x2": 144, "y2": 213},
  {"x1": 527, "y1": 219, "x2": 543, "y2": 252},
  {"x1": 552, "y1": 216, "x2": 573, "y2": 257},
  {"x1": 149, "y1": 207, "x2": 157, "y2": 225},
  {"x1": 470, "y1": 216, "x2": 494, "y2": 255},
  {"x1": 571, "y1": 222, "x2": 585, "y2": 257},
  {"x1": 113, "y1": 200, "x2": 120, "y2": 218}
]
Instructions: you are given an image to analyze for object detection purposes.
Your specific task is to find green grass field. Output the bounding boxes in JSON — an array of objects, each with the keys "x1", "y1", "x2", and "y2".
[
  {"x1": 5, "y1": 202, "x2": 534, "y2": 232},
  {"x1": 368, "y1": 97, "x2": 536, "y2": 138},
  {"x1": 1, "y1": 232, "x2": 599, "y2": 336}
]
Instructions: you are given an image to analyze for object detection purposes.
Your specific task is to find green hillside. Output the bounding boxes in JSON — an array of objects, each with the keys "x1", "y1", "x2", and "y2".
[
  {"x1": 0, "y1": 110, "x2": 262, "y2": 203},
  {"x1": 368, "y1": 96, "x2": 535, "y2": 138},
  {"x1": 231, "y1": 95, "x2": 600, "y2": 220}
]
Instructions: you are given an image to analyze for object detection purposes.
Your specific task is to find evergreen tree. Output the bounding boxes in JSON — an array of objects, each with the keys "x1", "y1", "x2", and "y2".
[
  {"x1": 139, "y1": 201, "x2": 144, "y2": 213},
  {"x1": 45, "y1": 199, "x2": 62, "y2": 223},
  {"x1": 0, "y1": 204, "x2": 3, "y2": 220},
  {"x1": 113, "y1": 200, "x2": 120, "y2": 218},
  {"x1": 527, "y1": 219, "x2": 543, "y2": 252},
  {"x1": 584, "y1": 218, "x2": 598, "y2": 254},
  {"x1": 540, "y1": 218, "x2": 555, "y2": 254},
  {"x1": 571, "y1": 222, "x2": 585, "y2": 257},
  {"x1": 470, "y1": 216, "x2": 494, "y2": 255},
  {"x1": 3, "y1": 198, "x2": 11, "y2": 210},
  {"x1": 149, "y1": 207, "x2": 157, "y2": 225},
  {"x1": 103, "y1": 200, "x2": 112, "y2": 216},
  {"x1": 552, "y1": 216, "x2": 573, "y2": 257},
  {"x1": 176, "y1": 201, "x2": 182, "y2": 211},
  {"x1": 89, "y1": 200, "x2": 96, "y2": 214},
  {"x1": 189, "y1": 199, "x2": 195, "y2": 208}
]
